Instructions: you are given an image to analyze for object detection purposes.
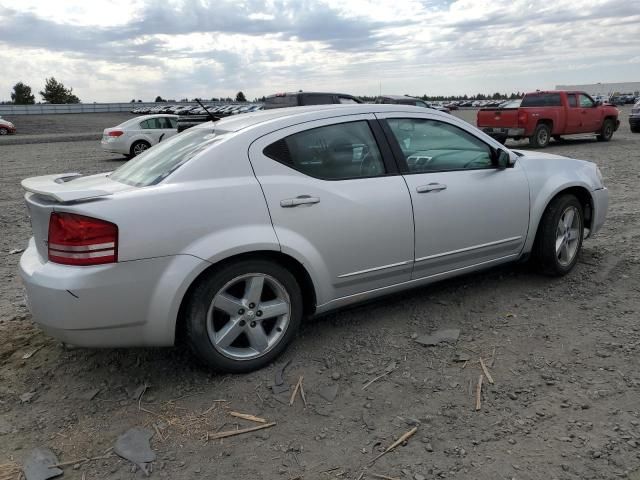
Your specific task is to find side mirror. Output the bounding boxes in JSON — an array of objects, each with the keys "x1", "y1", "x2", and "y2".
[
  {"x1": 491, "y1": 148, "x2": 511, "y2": 169},
  {"x1": 594, "y1": 100, "x2": 602, "y2": 107}
]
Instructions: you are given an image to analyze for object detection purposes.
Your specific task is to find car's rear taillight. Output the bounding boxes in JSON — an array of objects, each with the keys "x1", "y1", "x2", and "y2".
[
  {"x1": 48, "y1": 212, "x2": 118, "y2": 266},
  {"x1": 517, "y1": 111, "x2": 528, "y2": 127},
  {"x1": 108, "y1": 130, "x2": 124, "y2": 137}
]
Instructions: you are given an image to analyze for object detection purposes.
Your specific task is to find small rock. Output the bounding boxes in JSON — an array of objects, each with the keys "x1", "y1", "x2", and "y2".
[
  {"x1": 331, "y1": 372, "x2": 342, "y2": 381},
  {"x1": 592, "y1": 451, "x2": 602, "y2": 459},
  {"x1": 20, "y1": 392, "x2": 36, "y2": 403},
  {"x1": 425, "y1": 443, "x2": 434, "y2": 452},
  {"x1": 415, "y1": 328, "x2": 460, "y2": 347},
  {"x1": 415, "y1": 475, "x2": 426, "y2": 480},
  {"x1": 507, "y1": 392, "x2": 518, "y2": 400},
  {"x1": 23, "y1": 447, "x2": 63, "y2": 480},
  {"x1": 114, "y1": 427, "x2": 156, "y2": 476},
  {"x1": 318, "y1": 384, "x2": 339, "y2": 402}
]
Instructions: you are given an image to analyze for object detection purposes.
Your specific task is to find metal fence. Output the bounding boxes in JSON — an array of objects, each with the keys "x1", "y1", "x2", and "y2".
[{"x1": 0, "y1": 102, "x2": 204, "y2": 115}]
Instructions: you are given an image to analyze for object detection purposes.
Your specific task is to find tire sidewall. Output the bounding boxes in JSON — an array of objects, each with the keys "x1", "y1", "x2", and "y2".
[
  {"x1": 130, "y1": 141, "x2": 150, "y2": 157},
  {"x1": 0, "y1": 128, "x2": 7, "y2": 136},
  {"x1": 531, "y1": 124, "x2": 550, "y2": 148},
  {"x1": 185, "y1": 259, "x2": 303, "y2": 373},
  {"x1": 601, "y1": 119, "x2": 614, "y2": 140},
  {"x1": 537, "y1": 195, "x2": 584, "y2": 275}
]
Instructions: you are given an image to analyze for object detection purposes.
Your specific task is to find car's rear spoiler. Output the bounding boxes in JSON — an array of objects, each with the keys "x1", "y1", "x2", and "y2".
[{"x1": 21, "y1": 173, "x2": 113, "y2": 203}]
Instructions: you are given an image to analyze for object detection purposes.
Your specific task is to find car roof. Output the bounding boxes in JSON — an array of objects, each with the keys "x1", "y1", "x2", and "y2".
[
  {"x1": 205, "y1": 104, "x2": 442, "y2": 133},
  {"x1": 380, "y1": 95, "x2": 422, "y2": 101},
  {"x1": 266, "y1": 92, "x2": 357, "y2": 98}
]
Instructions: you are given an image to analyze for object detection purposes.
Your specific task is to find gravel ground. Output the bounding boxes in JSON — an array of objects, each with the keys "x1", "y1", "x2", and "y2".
[{"x1": 1, "y1": 108, "x2": 639, "y2": 480}]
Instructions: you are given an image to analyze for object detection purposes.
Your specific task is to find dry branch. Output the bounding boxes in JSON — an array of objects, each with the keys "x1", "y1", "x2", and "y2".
[
  {"x1": 479, "y1": 357, "x2": 494, "y2": 384},
  {"x1": 475, "y1": 374, "x2": 484, "y2": 411},
  {"x1": 208, "y1": 422, "x2": 276, "y2": 440},
  {"x1": 229, "y1": 411, "x2": 267, "y2": 424},
  {"x1": 370, "y1": 426, "x2": 418, "y2": 464}
]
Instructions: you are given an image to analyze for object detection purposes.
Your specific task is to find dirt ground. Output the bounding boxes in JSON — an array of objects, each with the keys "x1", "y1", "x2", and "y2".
[{"x1": 1, "y1": 108, "x2": 639, "y2": 480}]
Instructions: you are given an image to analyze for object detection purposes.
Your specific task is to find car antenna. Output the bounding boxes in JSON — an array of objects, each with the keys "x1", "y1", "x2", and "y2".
[{"x1": 195, "y1": 98, "x2": 217, "y2": 122}]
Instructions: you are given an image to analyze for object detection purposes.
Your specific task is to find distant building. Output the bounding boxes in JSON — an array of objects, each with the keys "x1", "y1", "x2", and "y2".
[{"x1": 555, "y1": 82, "x2": 640, "y2": 96}]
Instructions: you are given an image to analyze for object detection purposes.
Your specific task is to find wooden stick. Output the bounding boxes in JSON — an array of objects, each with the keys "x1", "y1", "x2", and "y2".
[
  {"x1": 479, "y1": 358, "x2": 494, "y2": 384},
  {"x1": 229, "y1": 411, "x2": 267, "y2": 424},
  {"x1": 299, "y1": 381, "x2": 307, "y2": 407},
  {"x1": 489, "y1": 347, "x2": 497, "y2": 367},
  {"x1": 48, "y1": 454, "x2": 112, "y2": 469},
  {"x1": 289, "y1": 376, "x2": 303, "y2": 406},
  {"x1": 475, "y1": 374, "x2": 483, "y2": 411},
  {"x1": 153, "y1": 423, "x2": 165, "y2": 442},
  {"x1": 362, "y1": 369, "x2": 393, "y2": 390},
  {"x1": 370, "y1": 426, "x2": 418, "y2": 464},
  {"x1": 208, "y1": 422, "x2": 275, "y2": 440},
  {"x1": 369, "y1": 473, "x2": 401, "y2": 480}
]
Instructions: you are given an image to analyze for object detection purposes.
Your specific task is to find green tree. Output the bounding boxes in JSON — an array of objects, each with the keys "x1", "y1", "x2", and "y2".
[
  {"x1": 39, "y1": 77, "x2": 80, "y2": 104},
  {"x1": 11, "y1": 82, "x2": 35, "y2": 104},
  {"x1": 154, "y1": 95, "x2": 166, "y2": 102},
  {"x1": 235, "y1": 91, "x2": 247, "y2": 102}
]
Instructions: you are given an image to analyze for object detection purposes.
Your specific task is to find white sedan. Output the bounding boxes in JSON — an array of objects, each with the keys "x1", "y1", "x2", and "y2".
[
  {"x1": 101, "y1": 114, "x2": 178, "y2": 158},
  {"x1": 20, "y1": 104, "x2": 608, "y2": 372}
]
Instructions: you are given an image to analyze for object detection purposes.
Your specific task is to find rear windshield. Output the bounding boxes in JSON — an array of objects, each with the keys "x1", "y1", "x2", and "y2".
[
  {"x1": 521, "y1": 93, "x2": 562, "y2": 107},
  {"x1": 110, "y1": 128, "x2": 226, "y2": 187}
]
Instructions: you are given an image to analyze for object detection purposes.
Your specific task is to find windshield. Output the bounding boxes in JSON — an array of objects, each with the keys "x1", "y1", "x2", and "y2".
[{"x1": 110, "y1": 128, "x2": 226, "y2": 187}]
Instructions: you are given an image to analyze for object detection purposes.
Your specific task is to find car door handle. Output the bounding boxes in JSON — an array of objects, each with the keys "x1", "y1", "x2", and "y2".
[
  {"x1": 416, "y1": 183, "x2": 447, "y2": 193},
  {"x1": 280, "y1": 195, "x2": 320, "y2": 207}
]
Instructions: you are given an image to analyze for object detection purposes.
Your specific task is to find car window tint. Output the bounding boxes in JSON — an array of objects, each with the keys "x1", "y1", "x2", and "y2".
[
  {"x1": 264, "y1": 95, "x2": 298, "y2": 108},
  {"x1": 263, "y1": 121, "x2": 386, "y2": 180},
  {"x1": 579, "y1": 94, "x2": 594, "y2": 108},
  {"x1": 568, "y1": 94, "x2": 578, "y2": 107},
  {"x1": 521, "y1": 93, "x2": 562, "y2": 107},
  {"x1": 302, "y1": 94, "x2": 334, "y2": 105},
  {"x1": 416, "y1": 101, "x2": 427, "y2": 107},
  {"x1": 168, "y1": 117, "x2": 177, "y2": 128},
  {"x1": 110, "y1": 129, "x2": 227, "y2": 187},
  {"x1": 338, "y1": 97, "x2": 359, "y2": 104},
  {"x1": 386, "y1": 118, "x2": 492, "y2": 173},
  {"x1": 139, "y1": 119, "x2": 150, "y2": 129}
]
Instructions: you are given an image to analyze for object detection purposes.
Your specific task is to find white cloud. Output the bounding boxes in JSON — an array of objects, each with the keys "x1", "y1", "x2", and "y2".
[{"x1": 0, "y1": 0, "x2": 638, "y2": 102}]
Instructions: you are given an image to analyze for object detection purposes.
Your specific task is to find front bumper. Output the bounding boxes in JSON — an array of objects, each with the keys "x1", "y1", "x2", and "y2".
[
  {"x1": 481, "y1": 127, "x2": 525, "y2": 138},
  {"x1": 19, "y1": 238, "x2": 205, "y2": 347},
  {"x1": 590, "y1": 187, "x2": 609, "y2": 237}
]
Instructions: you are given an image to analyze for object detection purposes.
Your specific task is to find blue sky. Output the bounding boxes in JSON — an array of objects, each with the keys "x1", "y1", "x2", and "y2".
[{"x1": 0, "y1": 0, "x2": 638, "y2": 102}]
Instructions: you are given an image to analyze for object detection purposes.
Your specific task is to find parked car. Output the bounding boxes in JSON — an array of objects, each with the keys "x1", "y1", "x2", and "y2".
[
  {"x1": 101, "y1": 114, "x2": 178, "y2": 158},
  {"x1": 20, "y1": 104, "x2": 608, "y2": 372},
  {"x1": 630, "y1": 100, "x2": 640, "y2": 133},
  {"x1": 375, "y1": 95, "x2": 450, "y2": 113},
  {"x1": 477, "y1": 90, "x2": 620, "y2": 147},
  {"x1": 263, "y1": 92, "x2": 361, "y2": 109},
  {"x1": 0, "y1": 116, "x2": 16, "y2": 135}
]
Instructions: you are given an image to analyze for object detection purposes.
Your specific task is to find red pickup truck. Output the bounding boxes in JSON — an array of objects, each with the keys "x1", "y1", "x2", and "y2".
[{"x1": 477, "y1": 91, "x2": 620, "y2": 148}]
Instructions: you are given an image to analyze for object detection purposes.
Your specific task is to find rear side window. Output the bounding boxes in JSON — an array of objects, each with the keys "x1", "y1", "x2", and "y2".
[
  {"x1": 568, "y1": 94, "x2": 578, "y2": 107},
  {"x1": 110, "y1": 129, "x2": 227, "y2": 187},
  {"x1": 521, "y1": 93, "x2": 562, "y2": 107},
  {"x1": 140, "y1": 118, "x2": 163, "y2": 129},
  {"x1": 264, "y1": 95, "x2": 298, "y2": 109},
  {"x1": 302, "y1": 94, "x2": 335, "y2": 105},
  {"x1": 263, "y1": 121, "x2": 386, "y2": 180}
]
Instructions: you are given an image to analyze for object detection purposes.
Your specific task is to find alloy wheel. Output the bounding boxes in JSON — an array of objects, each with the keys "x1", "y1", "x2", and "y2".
[
  {"x1": 206, "y1": 273, "x2": 291, "y2": 361},
  {"x1": 133, "y1": 143, "x2": 149, "y2": 155},
  {"x1": 555, "y1": 206, "x2": 581, "y2": 266}
]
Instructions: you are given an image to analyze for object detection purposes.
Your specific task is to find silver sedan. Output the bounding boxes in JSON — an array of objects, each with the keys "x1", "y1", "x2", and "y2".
[{"x1": 20, "y1": 104, "x2": 608, "y2": 372}]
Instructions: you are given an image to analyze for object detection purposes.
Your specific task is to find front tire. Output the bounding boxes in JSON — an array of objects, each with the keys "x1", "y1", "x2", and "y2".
[
  {"x1": 533, "y1": 194, "x2": 584, "y2": 276},
  {"x1": 529, "y1": 124, "x2": 551, "y2": 148},
  {"x1": 184, "y1": 259, "x2": 303, "y2": 373},
  {"x1": 0, "y1": 127, "x2": 8, "y2": 136},
  {"x1": 597, "y1": 119, "x2": 614, "y2": 142}
]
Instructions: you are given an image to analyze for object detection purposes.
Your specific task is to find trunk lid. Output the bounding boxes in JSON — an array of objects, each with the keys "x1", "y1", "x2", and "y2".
[
  {"x1": 22, "y1": 173, "x2": 134, "y2": 260},
  {"x1": 476, "y1": 108, "x2": 519, "y2": 128}
]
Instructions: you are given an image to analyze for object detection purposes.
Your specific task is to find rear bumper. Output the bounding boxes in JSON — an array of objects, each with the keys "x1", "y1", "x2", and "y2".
[
  {"x1": 590, "y1": 187, "x2": 608, "y2": 237},
  {"x1": 481, "y1": 127, "x2": 525, "y2": 138},
  {"x1": 19, "y1": 238, "x2": 206, "y2": 347},
  {"x1": 100, "y1": 138, "x2": 128, "y2": 155},
  {"x1": 629, "y1": 116, "x2": 640, "y2": 129}
]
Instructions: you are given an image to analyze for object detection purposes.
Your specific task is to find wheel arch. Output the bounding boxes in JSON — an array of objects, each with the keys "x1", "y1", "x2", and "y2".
[
  {"x1": 174, "y1": 250, "x2": 317, "y2": 343},
  {"x1": 526, "y1": 185, "x2": 594, "y2": 255}
]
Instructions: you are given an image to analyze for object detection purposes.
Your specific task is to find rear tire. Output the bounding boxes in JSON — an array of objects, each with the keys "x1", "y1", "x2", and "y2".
[
  {"x1": 184, "y1": 259, "x2": 303, "y2": 373},
  {"x1": 0, "y1": 127, "x2": 8, "y2": 135},
  {"x1": 130, "y1": 140, "x2": 150, "y2": 157},
  {"x1": 529, "y1": 124, "x2": 551, "y2": 148},
  {"x1": 597, "y1": 119, "x2": 614, "y2": 142},
  {"x1": 533, "y1": 194, "x2": 584, "y2": 276}
]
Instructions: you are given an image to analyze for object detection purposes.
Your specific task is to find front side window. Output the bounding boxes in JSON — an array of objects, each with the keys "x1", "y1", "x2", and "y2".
[
  {"x1": 263, "y1": 121, "x2": 385, "y2": 180},
  {"x1": 579, "y1": 94, "x2": 595, "y2": 108},
  {"x1": 338, "y1": 97, "x2": 359, "y2": 104},
  {"x1": 110, "y1": 128, "x2": 227, "y2": 187},
  {"x1": 386, "y1": 118, "x2": 492, "y2": 173}
]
